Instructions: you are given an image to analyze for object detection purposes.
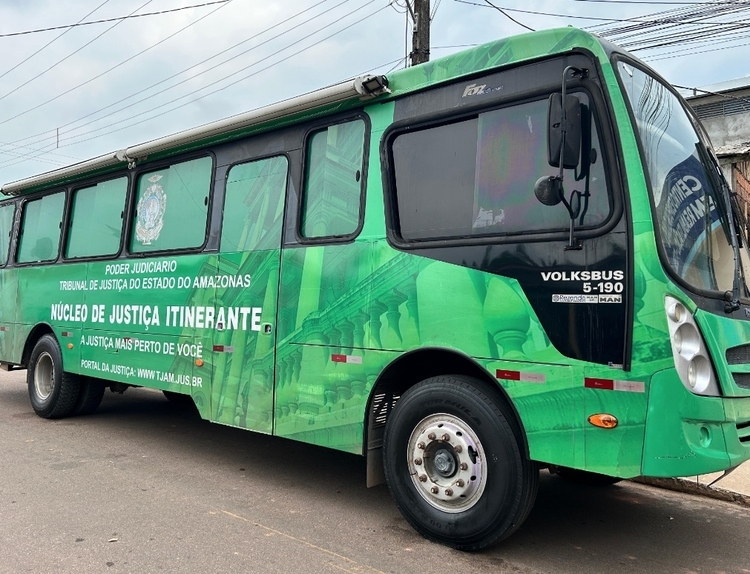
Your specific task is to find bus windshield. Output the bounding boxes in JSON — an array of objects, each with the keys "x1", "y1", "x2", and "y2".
[{"x1": 617, "y1": 61, "x2": 749, "y2": 296}]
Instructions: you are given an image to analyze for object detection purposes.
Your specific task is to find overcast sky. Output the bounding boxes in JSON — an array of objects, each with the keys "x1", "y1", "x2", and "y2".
[{"x1": 0, "y1": 0, "x2": 747, "y2": 185}]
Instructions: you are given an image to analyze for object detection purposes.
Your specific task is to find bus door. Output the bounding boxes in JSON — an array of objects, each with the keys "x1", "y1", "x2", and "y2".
[{"x1": 207, "y1": 155, "x2": 288, "y2": 433}]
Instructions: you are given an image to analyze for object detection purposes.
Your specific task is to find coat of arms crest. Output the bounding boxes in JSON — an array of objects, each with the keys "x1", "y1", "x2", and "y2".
[{"x1": 136, "y1": 174, "x2": 167, "y2": 245}]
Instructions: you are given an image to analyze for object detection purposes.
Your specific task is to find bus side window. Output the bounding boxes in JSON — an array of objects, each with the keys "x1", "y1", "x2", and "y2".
[
  {"x1": 0, "y1": 203, "x2": 14, "y2": 266},
  {"x1": 300, "y1": 119, "x2": 366, "y2": 239},
  {"x1": 130, "y1": 156, "x2": 213, "y2": 253},
  {"x1": 221, "y1": 155, "x2": 288, "y2": 253},
  {"x1": 391, "y1": 96, "x2": 610, "y2": 242},
  {"x1": 67, "y1": 177, "x2": 128, "y2": 259},
  {"x1": 17, "y1": 192, "x2": 65, "y2": 263}
]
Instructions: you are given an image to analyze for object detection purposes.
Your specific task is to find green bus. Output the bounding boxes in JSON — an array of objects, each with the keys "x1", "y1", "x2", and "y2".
[{"x1": 1, "y1": 27, "x2": 749, "y2": 550}]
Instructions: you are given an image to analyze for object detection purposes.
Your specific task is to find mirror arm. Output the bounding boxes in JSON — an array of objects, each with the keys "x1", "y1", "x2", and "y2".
[{"x1": 559, "y1": 66, "x2": 586, "y2": 250}]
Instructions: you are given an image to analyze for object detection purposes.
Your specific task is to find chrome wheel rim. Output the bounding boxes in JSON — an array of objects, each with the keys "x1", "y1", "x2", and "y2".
[
  {"x1": 407, "y1": 413, "x2": 487, "y2": 513},
  {"x1": 34, "y1": 351, "x2": 55, "y2": 401}
]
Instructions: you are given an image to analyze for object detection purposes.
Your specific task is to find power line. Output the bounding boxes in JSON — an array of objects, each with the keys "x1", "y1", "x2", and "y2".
[
  {"x1": 0, "y1": 0, "x2": 340, "y2": 154},
  {"x1": 0, "y1": 1, "x2": 231, "y2": 38},
  {"x1": 0, "y1": 0, "x2": 158, "y2": 103},
  {"x1": 0, "y1": 0, "x2": 112, "y2": 82},
  {"x1": 53, "y1": 2, "x2": 383, "y2": 147},
  {"x1": 455, "y1": 0, "x2": 750, "y2": 26},
  {"x1": 0, "y1": 0, "x2": 235, "y2": 127},
  {"x1": 0, "y1": 3, "x2": 389, "y2": 170},
  {"x1": 570, "y1": 0, "x2": 750, "y2": 4},
  {"x1": 483, "y1": 0, "x2": 534, "y2": 31}
]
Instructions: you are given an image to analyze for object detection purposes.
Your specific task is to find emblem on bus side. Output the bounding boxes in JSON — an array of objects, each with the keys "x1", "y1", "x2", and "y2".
[{"x1": 136, "y1": 174, "x2": 167, "y2": 245}]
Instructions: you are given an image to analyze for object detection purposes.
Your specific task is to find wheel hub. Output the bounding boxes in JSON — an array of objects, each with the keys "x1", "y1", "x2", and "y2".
[
  {"x1": 407, "y1": 414, "x2": 487, "y2": 513},
  {"x1": 34, "y1": 351, "x2": 55, "y2": 401},
  {"x1": 433, "y1": 448, "x2": 457, "y2": 478}
]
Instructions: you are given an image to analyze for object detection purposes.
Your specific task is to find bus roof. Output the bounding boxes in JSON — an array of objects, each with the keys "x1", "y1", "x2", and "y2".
[{"x1": 1, "y1": 27, "x2": 609, "y2": 197}]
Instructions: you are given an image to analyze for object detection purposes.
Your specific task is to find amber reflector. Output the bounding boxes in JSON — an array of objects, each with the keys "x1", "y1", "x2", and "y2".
[
  {"x1": 67, "y1": 343, "x2": 74, "y2": 350},
  {"x1": 588, "y1": 414, "x2": 618, "y2": 429},
  {"x1": 195, "y1": 359, "x2": 204, "y2": 367}
]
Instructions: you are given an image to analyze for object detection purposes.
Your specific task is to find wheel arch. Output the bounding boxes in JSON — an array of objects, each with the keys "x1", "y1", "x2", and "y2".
[
  {"x1": 21, "y1": 323, "x2": 56, "y2": 368},
  {"x1": 363, "y1": 347, "x2": 529, "y2": 487}
]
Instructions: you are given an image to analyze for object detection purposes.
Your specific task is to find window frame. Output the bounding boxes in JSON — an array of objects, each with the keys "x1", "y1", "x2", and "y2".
[
  {"x1": 0, "y1": 201, "x2": 16, "y2": 268},
  {"x1": 64, "y1": 174, "x2": 130, "y2": 261},
  {"x1": 219, "y1": 152, "x2": 290, "y2": 253},
  {"x1": 15, "y1": 189, "x2": 67, "y2": 266},
  {"x1": 611, "y1": 53, "x2": 746, "y2": 307},
  {"x1": 296, "y1": 113, "x2": 371, "y2": 245},
  {"x1": 126, "y1": 152, "x2": 216, "y2": 257},
  {"x1": 382, "y1": 86, "x2": 622, "y2": 249}
]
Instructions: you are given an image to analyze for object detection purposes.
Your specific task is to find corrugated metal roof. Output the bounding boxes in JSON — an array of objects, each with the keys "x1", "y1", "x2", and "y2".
[
  {"x1": 687, "y1": 76, "x2": 750, "y2": 100},
  {"x1": 716, "y1": 142, "x2": 750, "y2": 157}
]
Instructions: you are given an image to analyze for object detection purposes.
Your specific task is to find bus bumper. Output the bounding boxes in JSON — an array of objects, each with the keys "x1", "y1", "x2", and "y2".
[{"x1": 642, "y1": 368, "x2": 750, "y2": 477}]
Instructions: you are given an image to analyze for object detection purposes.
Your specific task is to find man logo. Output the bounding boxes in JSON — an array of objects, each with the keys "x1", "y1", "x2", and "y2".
[{"x1": 599, "y1": 295, "x2": 622, "y2": 303}]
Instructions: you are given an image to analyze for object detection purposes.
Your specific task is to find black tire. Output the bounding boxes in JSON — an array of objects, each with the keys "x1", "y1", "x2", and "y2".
[
  {"x1": 27, "y1": 334, "x2": 81, "y2": 419},
  {"x1": 555, "y1": 466, "x2": 622, "y2": 487},
  {"x1": 163, "y1": 390, "x2": 195, "y2": 408},
  {"x1": 383, "y1": 375, "x2": 538, "y2": 550},
  {"x1": 73, "y1": 377, "x2": 106, "y2": 416}
]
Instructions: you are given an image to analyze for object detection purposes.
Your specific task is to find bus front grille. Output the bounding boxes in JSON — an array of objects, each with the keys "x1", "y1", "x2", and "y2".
[
  {"x1": 726, "y1": 344, "x2": 750, "y2": 365},
  {"x1": 737, "y1": 420, "x2": 750, "y2": 444},
  {"x1": 731, "y1": 373, "x2": 750, "y2": 390}
]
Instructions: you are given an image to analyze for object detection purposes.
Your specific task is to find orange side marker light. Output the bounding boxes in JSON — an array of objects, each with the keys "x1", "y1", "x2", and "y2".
[{"x1": 588, "y1": 414, "x2": 618, "y2": 429}]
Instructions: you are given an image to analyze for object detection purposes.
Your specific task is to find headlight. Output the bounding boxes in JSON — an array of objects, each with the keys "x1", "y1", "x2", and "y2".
[{"x1": 665, "y1": 296, "x2": 720, "y2": 396}]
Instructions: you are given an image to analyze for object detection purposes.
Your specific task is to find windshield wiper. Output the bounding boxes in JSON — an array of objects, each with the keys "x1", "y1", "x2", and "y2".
[{"x1": 700, "y1": 144, "x2": 743, "y2": 312}]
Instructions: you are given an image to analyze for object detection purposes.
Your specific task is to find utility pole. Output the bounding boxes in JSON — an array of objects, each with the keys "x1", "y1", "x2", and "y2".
[{"x1": 409, "y1": 0, "x2": 430, "y2": 66}]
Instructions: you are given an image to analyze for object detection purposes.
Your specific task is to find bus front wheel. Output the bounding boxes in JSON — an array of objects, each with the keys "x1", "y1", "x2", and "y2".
[
  {"x1": 383, "y1": 375, "x2": 538, "y2": 550},
  {"x1": 27, "y1": 334, "x2": 81, "y2": 419}
]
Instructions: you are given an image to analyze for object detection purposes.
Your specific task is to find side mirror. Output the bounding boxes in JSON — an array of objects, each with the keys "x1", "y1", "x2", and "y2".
[
  {"x1": 547, "y1": 93, "x2": 581, "y2": 169},
  {"x1": 534, "y1": 176, "x2": 563, "y2": 206}
]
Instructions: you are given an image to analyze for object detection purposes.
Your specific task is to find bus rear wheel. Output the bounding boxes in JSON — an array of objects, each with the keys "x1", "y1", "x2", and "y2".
[
  {"x1": 27, "y1": 334, "x2": 81, "y2": 419},
  {"x1": 74, "y1": 377, "x2": 106, "y2": 416},
  {"x1": 383, "y1": 375, "x2": 538, "y2": 550}
]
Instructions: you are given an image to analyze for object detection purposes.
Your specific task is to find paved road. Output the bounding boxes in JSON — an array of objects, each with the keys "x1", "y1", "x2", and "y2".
[{"x1": 2, "y1": 369, "x2": 750, "y2": 574}]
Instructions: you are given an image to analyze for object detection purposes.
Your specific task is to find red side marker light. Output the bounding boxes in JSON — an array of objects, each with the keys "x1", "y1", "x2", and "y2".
[{"x1": 588, "y1": 414, "x2": 618, "y2": 429}]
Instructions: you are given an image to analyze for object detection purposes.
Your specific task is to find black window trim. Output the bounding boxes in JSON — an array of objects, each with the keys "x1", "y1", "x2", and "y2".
[
  {"x1": 295, "y1": 112, "x2": 371, "y2": 246},
  {"x1": 0, "y1": 201, "x2": 17, "y2": 268},
  {"x1": 15, "y1": 188, "x2": 68, "y2": 267},
  {"x1": 219, "y1": 151, "x2": 291, "y2": 253},
  {"x1": 382, "y1": 74, "x2": 624, "y2": 250},
  {"x1": 125, "y1": 151, "x2": 217, "y2": 258},
  {"x1": 63, "y1": 173, "x2": 131, "y2": 262}
]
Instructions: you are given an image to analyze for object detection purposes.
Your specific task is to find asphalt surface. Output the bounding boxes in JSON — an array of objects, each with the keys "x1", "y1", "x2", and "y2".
[{"x1": 2, "y1": 368, "x2": 750, "y2": 574}]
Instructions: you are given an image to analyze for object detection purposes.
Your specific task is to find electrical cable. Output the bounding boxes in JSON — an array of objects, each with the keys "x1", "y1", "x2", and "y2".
[
  {"x1": 0, "y1": 0, "x2": 348, "y2": 156},
  {"x1": 0, "y1": 0, "x2": 112, "y2": 82},
  {"x1": 0, "y1": 4, "x2": 389, "y2": 169},
  {"x1": 0, "y1": 0, "x2": 235, "y2": 126},
  {"x1": 0, "y1": 0, "x2": 158, "y2": 103},
  {"x1": 483, "y1": 0, "x2": 535, "y2": 31},
  {"x1": 52, "y1": 1, "x2": 384, "y2": 147},
  {"x1": 0, "y1": 1, "x2": 231, "y2": 38}
]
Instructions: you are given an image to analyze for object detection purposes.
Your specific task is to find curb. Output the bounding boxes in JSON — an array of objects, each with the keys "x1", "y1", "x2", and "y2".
[{"x1": 632, "y1": 476, "x2": 750, "y2": 507}]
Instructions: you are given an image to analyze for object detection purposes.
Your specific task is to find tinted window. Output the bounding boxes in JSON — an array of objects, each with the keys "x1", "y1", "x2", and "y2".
[
  {"x1": 301, "y1": 119, "x2": 366, "y2": 238},
  {"x1": 0, "y1": 204, "x2": 14, "y2": 266},
  {"x1": 67, "y1": 177, "x2": 127, "y2": 258},
  {"x1": 131, "y1": 156, "x2": 212, "y2": 253},
  {"x1": 17, "y1": 192, "x2": 64, "y2": 263},
  {"x1": 222, "y1": 156, "x2": 287, "y2": 252},
  {"x1": 392, "y1": 97, "x2": 610, "y2": 241}
]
